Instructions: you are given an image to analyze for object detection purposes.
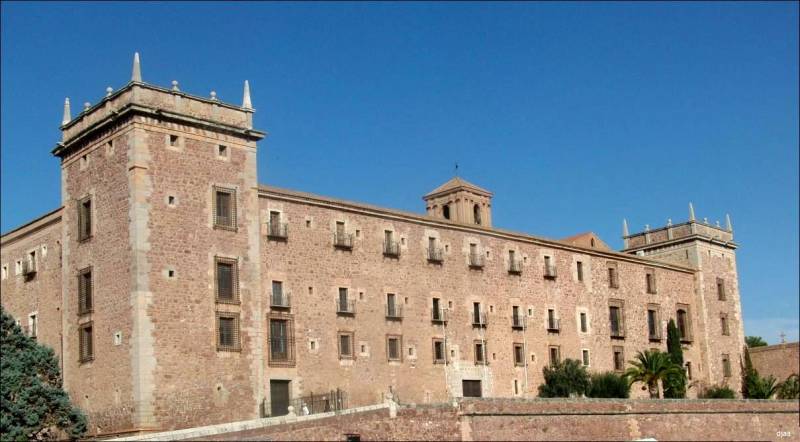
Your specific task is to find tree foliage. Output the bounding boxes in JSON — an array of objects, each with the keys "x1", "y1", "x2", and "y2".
[
  {"x1": 624, "y1": 350, "x2": 683, "y2": 399},
  {"x1": 745, "y1": 336, "x2": 768, "y2": 348},
  {"x1": 0, "y1": 307, "x2": 86, "y2": 440},
  {"x1": 663, "y1": 319, "x2": 687, "y2": 398},
  {"x1": 700, "y1": 385, "x2": 736, "y2": 399},
  {"x1": 777, "y1": 374, "x2": 800, "y2": 400},
  {"x1": 747, "y1": 374, "x2": 779, "y2": 399},
  {"x1": 586, "y1": 372, "x2": 630, "y2": 398},
  {"x1": 538, "y1": 359, "x2": 591, "y2": 398}
]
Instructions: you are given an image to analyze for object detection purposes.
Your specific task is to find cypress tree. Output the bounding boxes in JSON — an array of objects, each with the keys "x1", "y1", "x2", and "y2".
[{"x1": 663, "y1": 319, "x2": 687, "y2": 398}]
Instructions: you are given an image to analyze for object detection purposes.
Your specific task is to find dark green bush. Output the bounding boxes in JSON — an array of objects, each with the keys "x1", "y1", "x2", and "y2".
[
  {"x1": 537, "y1": 359, "x2": 590, "y2": 398},
  {"x1": 778, "y1": 374, "x2": 799, "y2": 399},
  {"x1": 587, "y1": 372, "x2": 630, "y2": 398},
  {"x1": 700, "y1": 385, "x2": 736, "y2": 399}
]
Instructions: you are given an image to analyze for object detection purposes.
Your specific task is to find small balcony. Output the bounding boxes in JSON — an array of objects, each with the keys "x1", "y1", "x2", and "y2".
[
  {"x1": 648, "y1": 332, "x2": 662, "y2": 342},
  {"x1": 431, "y1": 308, "x2": 448, "y2": 324},
  {"x1": 512, "y1": 314, "x2": 526, "y2": 329},
  {"x1": 267, "y1": 222, "x2": 288, "y2": 240},
  {"x1": 336, "y1": 299, "x2": 356, "y2": 316},
  {"x1": 469, "y1": 253, "x2": 484, "y2": 269},
  {"x1": 385, "y1": 304, "x2": 403, "y2": 320},
  {"x1": 383, "y1": 240, "x2": 400, "y2": 258},
  {"x1": 472, "y1": 312, "x2": 488, "y2": 327},
  {"x1": 270, "y1": 292, "x2": 291, "y2": 309},
  {"x1": 334, "y1": 232, "x2": 354, "y2": 250},
  {"x1": 544, "y1": 264, "x2": 557, "y2": 279},
  {"x1": 547, "y1": 318, "x2": 560, "y2": 332},
  {"x1": 427, "y1": 247, "x2": 444, "y2": 263},
  {"x1": 610, "y1": 328, "x2": 625, "y2": 340},
  {"x1": 508, "y1": 260, "x2": 523, "y2": 275},
  {"x1": 268, "y1": 337, "x2": 296, "y2": 367},
  {"x1": 22, "y1": 260, "x2": 36, "y2": 277}
]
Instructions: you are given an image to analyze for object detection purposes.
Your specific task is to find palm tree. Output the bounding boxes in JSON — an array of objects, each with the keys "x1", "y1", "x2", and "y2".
[{"x1": 624, "y1": 350, "x2": 683, "y2": 398}]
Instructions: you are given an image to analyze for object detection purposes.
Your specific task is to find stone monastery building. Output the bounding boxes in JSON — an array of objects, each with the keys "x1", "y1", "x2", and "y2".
[{"x1": 0, "y1": 55, "x2": 745, "y2": 437}]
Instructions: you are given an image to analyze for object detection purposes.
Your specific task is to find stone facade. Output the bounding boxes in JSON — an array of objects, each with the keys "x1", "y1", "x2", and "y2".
[
  {"x1": 0, "y1": 59, "x2": 747, "y2": 436},
  {"x1": 750, "y1": 342, "x2": 800, "y2": 383}
]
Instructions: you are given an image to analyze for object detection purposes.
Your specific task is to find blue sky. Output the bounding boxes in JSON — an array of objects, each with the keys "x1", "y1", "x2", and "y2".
[{"x1": 2, "y1": 2, "x2": 797, "y2": 343}]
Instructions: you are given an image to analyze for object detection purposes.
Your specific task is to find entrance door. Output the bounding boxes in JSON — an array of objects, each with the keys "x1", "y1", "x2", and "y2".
[
  {"x1": 270, "y1": 380, "x2": 291, "y2": 416},
  {"x1": 462, "y1": 380, "x2": 482, "y2": 398}
]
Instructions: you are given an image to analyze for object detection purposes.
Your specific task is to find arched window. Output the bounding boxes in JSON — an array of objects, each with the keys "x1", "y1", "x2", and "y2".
[
  {"x1": 590, "y1": 238, "x2": 596, "y2": 247},
  {"x1": 443, "y1": 204, "x2": 451, "y2": 220},
  {"x1": 677, "y1": 309, "x2": 688, "y2": 339},
  {"x1": 473, "y1": 204, "x2": 481, "y2": 225}
]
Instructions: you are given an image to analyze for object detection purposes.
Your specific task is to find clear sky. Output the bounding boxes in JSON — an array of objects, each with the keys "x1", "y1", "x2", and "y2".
[{"x1": 2, "y1": 2, "x2": 798, "y2": 343}]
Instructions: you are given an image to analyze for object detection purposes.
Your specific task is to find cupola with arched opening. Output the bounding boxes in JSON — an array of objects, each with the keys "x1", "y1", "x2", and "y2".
[{"x1": 423, "y1": 177, "x2": 493, "y2": 227}]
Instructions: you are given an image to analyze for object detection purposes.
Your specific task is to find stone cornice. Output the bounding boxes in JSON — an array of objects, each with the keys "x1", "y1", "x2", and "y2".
[
  {"x1": 622, "y1": 234, "x2": 738, "y2": 253},
  {"x1": 1, "y1": 207, "x2": 63, "y2": 246}
]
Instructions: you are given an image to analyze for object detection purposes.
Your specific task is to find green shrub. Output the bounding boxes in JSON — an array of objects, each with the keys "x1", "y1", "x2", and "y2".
[
  {"x1": 587, "y1": 372, "x2": 630, "y2": 398},
  {"x1": 0, "y1": 306, "x2": 87, "y2": 440},
  {"x1": 748, "y1": 374, "x2": 779, "y2": 399},
  {"x1": 663, "y1": 320, "x2": 687, "y2": 398},
  {"x1": 538, "y1": 359, "x2": 590, "y2": 398},
  {"x1": 700, "y1": 385, "x2": 736, "y2": 399},
  {"x1": 777, "y1": 374, "x2": 799, "y2": 399}
]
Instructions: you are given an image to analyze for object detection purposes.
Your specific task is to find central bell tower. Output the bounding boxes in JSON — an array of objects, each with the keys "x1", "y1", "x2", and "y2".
[{"x1": 424, "y1": 177, "x2": 493, "y2": 227}]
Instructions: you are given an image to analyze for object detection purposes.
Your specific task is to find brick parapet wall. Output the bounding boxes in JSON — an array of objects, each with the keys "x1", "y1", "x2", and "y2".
[{"x1": 751, "y1": 342, "x2": 800, "y2": 382}]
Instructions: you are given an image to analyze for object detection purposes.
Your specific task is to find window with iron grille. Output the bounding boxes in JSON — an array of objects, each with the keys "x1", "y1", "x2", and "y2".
[
  {"x1": 338, "y1": 332, "x2": 354, "y2": 359},
  {"x1": 78, "y1": 267, "x2": 93, "y2": 315},
  {"x1": 269, "y1": 317, "x2": 294, "y2": 366},
  {"x1": 387, "y1": 335, "x2": 402, "y2": 362},
  {"x1": 717, "y1": 278, "x2": 726, "y2": 301},
  {"x1": 645, "y1": 268, "x2": 657, "y2": 294},
  {"x1": 212, "y1": 186, "x2": 237, "y2": 230},
  {"x1": 548, "y1": 345, "x2": 560, "y2": 367},
  {"x1": 215, "y1": 257, "x2": 239, "y2": 304},
  {"x1": 216, "y1": 312, "x2": 241, "y2": 351},
  {"x1": 474, "y1": 341, "x2": 487, "y2": 365},
  {"x1": 271, "y1": 280, "x2": 290, "y2": 308},
  {"x1": 78, "y1": 196, "x2": 92, "y2": 241},
  {"x1": 79, "y1": 322, "x2": 94, "y2": 362},
  {"x1": 513, "y1": 343, "x2": 524, "y2": 366},
  {"x1": 613, "y1": 346, "x2": 625, "y2": 371},
  {"x1": 433, "y1": 338, "x2": 446, "y2": 364},
  {"x1": 607, "y1": 263, "x2": 619, "y2": 288},
  {"x1": 722, "y1": 354, "x2": 731, "y2": 377}
]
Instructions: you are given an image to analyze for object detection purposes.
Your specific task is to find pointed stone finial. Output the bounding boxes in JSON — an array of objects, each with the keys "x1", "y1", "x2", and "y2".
[
  {"x1": 667, "y1": 218, "x2": 673, "y2": 226},
  {"x1": 131, "y1": 52, "x2": 142, "y2": 82},
  {"x1": 725, "y1": 214, "x2": 733, "y2": 232},
  {"x1": 83, "y1": 102, "x2": 91, "y2": 111},
  {"x1": 645, "y1": 224, "x2": 650, "y2": 231},
  {"x1": 106, "y1": 87, "x2": 113, "y2": 97},
  {"x1": 171, "y1": 80, "x2": 180, "y2": 92},
  {"x1": 689, "y1": 202, "x2": 696, "y2": 221},
  {"x1": 715, "y1": 220, "x2": 721, "y2": 228},
  {"x1": 703, "y1": 217, "x2": 709, "y2": 224},
  {"x1": 242, "y1": 80, "x2": 252, "y2": 109},
  {"x1": 62, "y1": 98, "x2": 71, "y2": 125},
  {"x1": 622, "y1": 219, "x2": 629, "y2": 237},
  {"x1": 210, "y1": 91, "x2": 217, "y2": 101}
]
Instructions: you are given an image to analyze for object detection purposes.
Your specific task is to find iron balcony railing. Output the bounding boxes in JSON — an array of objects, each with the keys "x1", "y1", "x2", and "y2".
[
  {"x1": 261, "y1": 388, "x2": 347, "y2": 418},
  {"x1": 431, "y1": 308, "x2": 448, "y2": 323},
  {"x1": 336, "y1": 299, "x2": 356, "y2": 315},
  {"x1": 22, "y1": 260, "x2": 36, "y2": 276},
  {"x1": 469, "y1": 253, "x2": 484, "y2": 268},
  {"x1": 508, "y1": 259, "x2": 523, "y2": 274},
  {"x1": 610, "y1": 327, "x2": 625, "y2": 339},
  {"x1": 427, "y1": 247, "x2": 443, "y2": 263},
  {"x1": 472, "y1": 312, "x2": 488, "y2": 327},
  {"x1": 334, "y1": 232, "x2": 354, "y2": 249},
  {"x1": 267, "y1": 222, "x2": 288, "y2": 240},
  {"x1": 383, "y1": 240, "x2": 400, "y2": 257},
  {"x1": 547, "y1": 318, "x2": 561, "y2": 332},
  {"x1": 270, "y1": 291, "x2": 291, "y2": 309},
  {"x1": 268, "y1": 337, "x2": 295, "y2": 366},
  {"x1": 385, "y1": 304, "x2": 403, "y2": 320},
  {"x1": 544, "y1": 264, "x2": 558, "y2": 279},
  {"x1": 512, "y1": 314, "x2": 526, "y2": 329},
  {"x1": 649, "y1": 331, "x2": 662, "y2": 342}
]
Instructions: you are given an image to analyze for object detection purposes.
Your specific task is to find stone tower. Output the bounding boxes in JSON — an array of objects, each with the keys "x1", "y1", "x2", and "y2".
[
  {"x1": 52, "y1": 54, "x2": 266, "y2": 432},
  {"x1": 423, "y1": 177, "x2": 493, "y2": 227},
  {"x1": 621, "y1": 206, "x2": 745, "y2": 393}
]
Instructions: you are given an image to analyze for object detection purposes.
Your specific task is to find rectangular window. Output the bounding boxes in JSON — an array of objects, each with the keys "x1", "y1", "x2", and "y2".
[
  {"x1": 432, "y1": 297, "x2": 444, "y2": 322},
  {"x1": 212, "y1": 187, "x2": 237, "y2": 230},
  {"x1": 645, "y1": 268, "x2": 657, "y2": 294},
  {"x1": 582, "y1": 349, "x2": 590, "y2": 366},
  {"x1": 613, "y1": 346, "x2": 625, "y2": 371},
  {"x1": 474, "y1": 341, "x2": 486, "y2": 365},
  {"x1": 677, "y1": 304, "x2": 692, "y2": 342},
  {"x1": 269, "y1": 318, "x2": 294, "y2": 366},
  {"x1": 686, "y1": 362, "x2": 693, "y2": 380},
  {"x1": 513, "y1": 343, "x2": 524, "y2": 366},
  {"x1": 547, "y1": 309, "x2": 559, "y2": 331},
  {"x1": 609, "y1": 300, "x2": 625, "y2": 338},
  {"x1": 717, "y1": 278, "x2": 726, "y2": 301},
  {"x1": 722, "y1": 354, "x2": 731, "y2": 377},
  {"x1": 386, "y1": 293, "x2": 398, "y2": 318},
  {"x1": 78, "y1": 267, "x2": 93, "y2": 314},
  {"x1": 548, "y1": 346, "x2": 560, "y2": 366},
  {"x1": 512, "y1": 305, "x2": 523, "y2": 328},
  {"x1": 1, "y1": 264, "x2": 7, "y2": 280},
  {"x1": 462, "y1": 380, "x2": 482, "y2": 398},
  {"x1": 79, "y1": 322, "x2": 93, "y2": 362},
  {"x1": 647, "y1": 307, "x2": 660, "y2": 340},
  {"x1": 78, "y1": 196, "x2": 92, "y2": 241},
  {"x1": 337, "y1": 287, "x2": 354, "y2": 314},
  {"x1": 433, "y1": 338, "x2": 446, "y2": 364},
  {"x1": 271, "y1": 280, "x2": 289, "y2": 308},
  {"x1": 387, "y1": 335, "x2": 402, "y2": 361},
  {"x1": 720, "y1": 314, "x2": 730, "y2": 336},
  {"x1": 543, "y1": 255, "x2": 556, "y2": 278},
  {"x1": 608, "y1": 263, "x2": 619, "y2": 288},
  {"x1": 473, "y1": 302, "x2": 484, "y2": 326},
  {"x1": 576, "y1": 261, "x2": 584, "y2": 282},
  {"x1": 217, "y1": 313, "x2": 241, "y2": 351},
  {"x1": 336, "y1": 221, "x2": 345, "y2": 236},
  {"x1": 338, "y1": 332, "x2": 354, "y2": 359},
  {"x1": 28, "y1": 313, "x2": 38, "y2": 339},
  {"x1": 215, "y1": 257, "x2": 239, "y2": 303},
  {"x1": 580, "y1": 312, "x2": 587, "y2": 333}
]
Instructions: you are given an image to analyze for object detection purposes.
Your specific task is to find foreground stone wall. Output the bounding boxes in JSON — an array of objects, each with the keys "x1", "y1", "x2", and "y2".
[
  {"x1": 751, "y1": 342, "x2": 800, "y2": 383},
  {"x1": 183, "y1": 399, "x2": 798, "y2": 441}
]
